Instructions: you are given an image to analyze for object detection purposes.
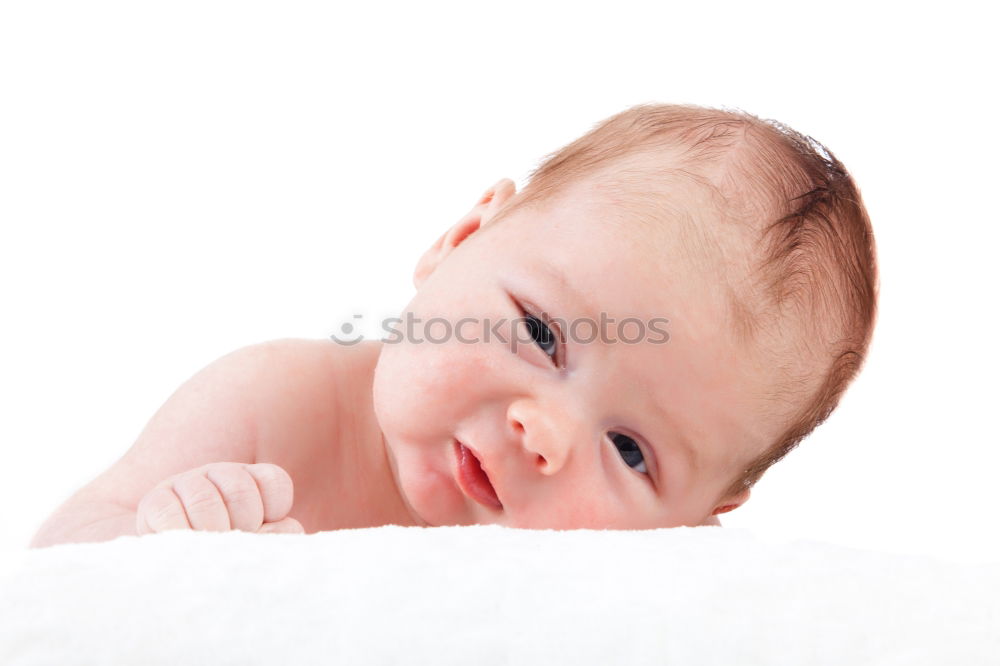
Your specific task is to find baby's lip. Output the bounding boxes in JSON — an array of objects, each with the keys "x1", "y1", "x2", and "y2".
[{"x1": 453, "y1": 439, "x2": 503, "y2": 511}]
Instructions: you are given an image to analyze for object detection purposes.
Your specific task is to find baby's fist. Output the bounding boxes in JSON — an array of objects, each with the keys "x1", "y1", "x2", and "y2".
[{"x1": 136, "y1": 462, "x2": 303, "y2": 535}]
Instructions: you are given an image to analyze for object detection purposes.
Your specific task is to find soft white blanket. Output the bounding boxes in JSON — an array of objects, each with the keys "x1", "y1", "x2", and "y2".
[{"x1": 1, "y1": 526, "x2": 997, "y2": 665}]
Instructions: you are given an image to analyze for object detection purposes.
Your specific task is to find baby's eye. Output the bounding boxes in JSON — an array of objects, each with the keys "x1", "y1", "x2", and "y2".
[
  {"x1": 523, "y1": 313, "x2": 559, "y2": 364},
  {"x1": 610, "y1": 432, "x2": 648, "y2": 475}
]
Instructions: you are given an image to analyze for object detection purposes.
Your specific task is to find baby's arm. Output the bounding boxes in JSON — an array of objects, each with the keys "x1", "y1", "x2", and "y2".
[{"x1": 29, "y1": 341, "x2": 292, "y2": 548}]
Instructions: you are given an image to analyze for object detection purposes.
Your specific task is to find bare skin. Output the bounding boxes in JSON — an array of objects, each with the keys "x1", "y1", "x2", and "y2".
[
  {"x1": 30, "y1": 332, "x2": 723, "y2": 548},
  {"x1": 30, "y1": 338, "x2": 420, "y2": 548},
  {"x1": 247, "y1": 339, "x2": 421, "y2": 533},
  {"x1": 31, "y1": 176, "x2": 757, "y2": 548},
  {"x1": 372, "y1": 178, "x2": 755, "y2": 530}
]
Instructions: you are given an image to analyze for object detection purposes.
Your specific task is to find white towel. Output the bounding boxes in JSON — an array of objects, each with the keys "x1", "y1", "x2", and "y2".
[{"x1": 1, "y1": 525, "x2": 997, "y2": 665}]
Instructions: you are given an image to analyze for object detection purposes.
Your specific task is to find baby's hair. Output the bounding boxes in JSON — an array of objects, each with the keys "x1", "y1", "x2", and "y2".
[{"x1": 488, "y1": 103, "x2": 879, "y2": 503}]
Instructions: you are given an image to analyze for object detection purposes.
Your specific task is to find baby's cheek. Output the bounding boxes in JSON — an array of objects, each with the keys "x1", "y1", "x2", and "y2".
[
  {"x1": 399, "y1": 342, "x2": 490, "y2": 415},
  {"x1": 514, "y1": 491, "x2": 618, "y2": 530},
  {"x1": 373, "y1": 345, "x2": 448, "y2": 437}
]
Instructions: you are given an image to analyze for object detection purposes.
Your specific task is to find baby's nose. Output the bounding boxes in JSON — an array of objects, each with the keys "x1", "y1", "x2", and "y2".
[{"x1": 506, "y1": 399, "x2": 576, "y2": 476}]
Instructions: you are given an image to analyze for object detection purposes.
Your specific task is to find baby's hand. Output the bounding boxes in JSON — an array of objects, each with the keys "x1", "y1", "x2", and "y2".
[{"x1": 136, "y1": 462, "x2": 304, "y2": 536}]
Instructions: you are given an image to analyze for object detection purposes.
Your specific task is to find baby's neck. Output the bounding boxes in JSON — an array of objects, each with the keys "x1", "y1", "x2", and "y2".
[
  {"x1": 329, "y1": 340, "x2": 424, "y2": 528},
  {"x1": 257, "y1": 339, "x2": 422, "y2": 531}
]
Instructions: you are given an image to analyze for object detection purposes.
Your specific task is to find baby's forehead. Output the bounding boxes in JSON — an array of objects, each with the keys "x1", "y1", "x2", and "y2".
[
  {"x1": 550, "y1": 170, "x2": 759, "y2": 288},
  {"x1": 563, "y1": 170, "x2": 790, "y2": 366}
]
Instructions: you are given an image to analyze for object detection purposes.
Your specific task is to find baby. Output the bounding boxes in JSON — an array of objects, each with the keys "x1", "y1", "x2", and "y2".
[{"x1": 30, "y1": 103, "x2": 878, "y2": 547}]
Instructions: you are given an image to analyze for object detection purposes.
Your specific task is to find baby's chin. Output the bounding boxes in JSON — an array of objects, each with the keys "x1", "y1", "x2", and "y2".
[{"x1": 383, "y1": 436, "x2": 479, "y2": 527}]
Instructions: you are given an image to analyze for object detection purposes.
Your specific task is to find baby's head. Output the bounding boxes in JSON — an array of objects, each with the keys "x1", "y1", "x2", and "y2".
[{"x1": 372, "y1": 103, "x2": 878, "y2": 529}]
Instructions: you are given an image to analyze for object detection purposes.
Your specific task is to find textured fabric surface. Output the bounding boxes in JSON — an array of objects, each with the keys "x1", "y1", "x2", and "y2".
[{"x1": 1, "y1": 525, "x2": 997, "y2": 665}]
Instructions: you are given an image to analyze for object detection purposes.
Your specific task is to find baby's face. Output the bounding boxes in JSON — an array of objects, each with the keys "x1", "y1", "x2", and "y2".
[{"x1": 373, "y1": 179, "x2": 773, "y2": 529}]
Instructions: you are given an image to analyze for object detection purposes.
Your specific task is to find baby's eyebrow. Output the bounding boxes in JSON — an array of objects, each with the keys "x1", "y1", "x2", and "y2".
[
  {"x1": 647, "y1": 399, "x2": 701, "y2": 474},
  {"x1": 533, "y1": 261, "x2": 595, "y2": 318}
]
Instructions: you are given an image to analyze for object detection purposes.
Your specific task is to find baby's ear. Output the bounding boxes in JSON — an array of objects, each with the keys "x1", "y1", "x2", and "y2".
[
  {"x1": 477, "y1": 178, "x2": 517, "y2": 225},
  {"x1": 412, "y1": 178, "x2": 517, "y2": 289},
  {"x1": 711, "y1": 488, "x2": 751, "y2": 516}
]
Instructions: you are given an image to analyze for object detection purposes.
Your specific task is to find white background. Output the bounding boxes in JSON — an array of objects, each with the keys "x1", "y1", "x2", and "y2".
[{"x1": 1, "y1": 1, "x2": 997, "y2": 562}]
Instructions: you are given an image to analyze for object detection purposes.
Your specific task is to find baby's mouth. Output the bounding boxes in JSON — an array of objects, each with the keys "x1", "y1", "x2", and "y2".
[{"x1": 453, "y1": 439, "x2": 503, "y2": 511}]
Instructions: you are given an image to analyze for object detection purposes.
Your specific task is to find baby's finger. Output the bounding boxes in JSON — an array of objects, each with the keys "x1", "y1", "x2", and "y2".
[
  {"x1": 245, "y1": 463, "x2": 295, "y2": 524},
  {"x1": 205, "y1": 465, "x2": 265, "y2": 532},
  {"x1": 257, "y1": 517, "x2": 304, "y2": 534},
  {"x1": 136, "y1": 486, "x2": 190, "y2": 534},
  {"x1": 172, "y1": 473, "x2": 230, "y2": 532}
]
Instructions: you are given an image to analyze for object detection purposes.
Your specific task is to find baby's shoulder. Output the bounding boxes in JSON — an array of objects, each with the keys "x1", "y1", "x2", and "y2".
[
  {"x1": 248, "y1": 337, "x2": 377, "y2": 448},
  {"x1": 246, "y1": 337, "x2": 379, "y2": 441},
  {"x1": 241, "y1": 337, "x2": 379, "y2": 395},
  {"x1": 247, "y1": 338, "x2": 384, "y2": 530}
]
